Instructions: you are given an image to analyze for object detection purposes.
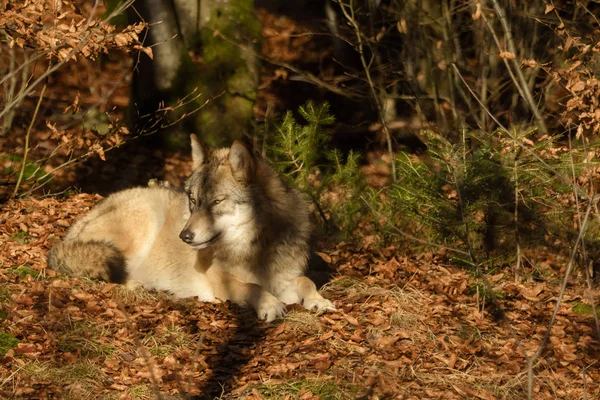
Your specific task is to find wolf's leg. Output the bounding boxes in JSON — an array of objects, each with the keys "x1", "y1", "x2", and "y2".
[
  {"x1": 278, "y1": 276, "x2": 336, "y2": 312},
  {"x1": 160, "y1": 272, "x2": 215, "y2": 302},
  {"x1": 208, "y1": 270, "x2": 286, "y2": 322}
]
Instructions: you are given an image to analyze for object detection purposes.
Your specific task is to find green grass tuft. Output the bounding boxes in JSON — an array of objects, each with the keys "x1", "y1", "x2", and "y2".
[
  {"x1": 56, "y1": 321, "x2": 115, "y2": 357},
  {"x1": 2, "y1": 154, "x2": 50, "y2": 186},
  {"x1": 144, "y1": 325, "x2": 193, "y2": 357},
  {"x1": 468, "y1": 282, "x2": 505, "y2": 301},
  {"x1": 23, "y1": 360, "x2": 106, "y2": 395},
  {"x1": 11, "y1": 265, "x2": 41, "y2": 279},
  {"x1": 255, "y1": 378, "x2": 359, "y2": 399},
  {"x1": 11, "y1": 231, "x2": 29, "y2": 245},
  {"x1": 0, "y1": 286, "x2": 11, "y2": 303}
]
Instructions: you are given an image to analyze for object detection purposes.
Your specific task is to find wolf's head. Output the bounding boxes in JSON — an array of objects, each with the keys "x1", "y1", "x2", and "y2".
[{"x1": 179, "y1": 135, "x2": 258, "y2": 250}]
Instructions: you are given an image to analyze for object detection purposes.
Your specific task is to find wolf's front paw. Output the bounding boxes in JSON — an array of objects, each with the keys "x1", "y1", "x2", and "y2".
[
  {"x1": 256, "y1": 295, "x2": 287, "y2": 322},
  {"x1": 303, "y1": 295, "x2": 336, "y2": 312}
]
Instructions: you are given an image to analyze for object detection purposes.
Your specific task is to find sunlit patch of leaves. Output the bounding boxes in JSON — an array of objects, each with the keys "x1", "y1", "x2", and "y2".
[
  {"x1": 254, "y1": 378, "x2": 359, "y2": 400},
  {"x1": 0, "y1": 2, "x2": 151, "y2": 61},
  {"x1": 121, "y1": 385, "x2": 154, "y2": 400},
  {"x1": 1, "y1": 161, "x2": 599, "y2": 398},
  {"x1": 143, "y1": 325, "x2": 194, "y2": 357},
  {"x1": 324, "y1": 276, "x2": 424, "y2": 322},
  {"x1": 413, "y1": 369, "x2": 524, "y2": 400},
  {"x1": 283, "y1": 310, "x2": 322, "y2": 335},
  {"x1": 55, "y1": 321, "x2": 116, "y2": 358},
  {"x1": 22, "y1": 360, "x2": 106, "y2": 398},
  {"x1": 101, "y1": 385, "x2": 155, "y2": 400}
]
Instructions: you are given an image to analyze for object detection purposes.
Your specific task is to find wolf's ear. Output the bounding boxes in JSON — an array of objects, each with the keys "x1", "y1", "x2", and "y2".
[
  {"x1": 190, "y1": 134, "x2": 206, "y2": 169},
  {"x1": 229, "y1": 140, "x2": 254, "y2": 184}
]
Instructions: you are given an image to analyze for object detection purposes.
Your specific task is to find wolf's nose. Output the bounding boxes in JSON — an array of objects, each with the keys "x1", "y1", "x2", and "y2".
[{"x1": 179, "y1": 230, "x2": 194, "y2": 243}]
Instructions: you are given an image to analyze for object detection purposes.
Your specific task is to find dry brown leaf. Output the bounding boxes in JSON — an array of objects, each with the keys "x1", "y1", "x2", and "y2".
[{"x1": 499, "y1": 51, "x2": 516, "y2": 60}]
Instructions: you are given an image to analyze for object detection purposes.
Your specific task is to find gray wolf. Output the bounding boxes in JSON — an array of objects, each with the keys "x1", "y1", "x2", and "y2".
[{"x1": 47, "y1": 135, "x2": 335, "y2": 321}]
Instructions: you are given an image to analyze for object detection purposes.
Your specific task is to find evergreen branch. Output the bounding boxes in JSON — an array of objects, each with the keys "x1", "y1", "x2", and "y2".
[
  {"x1": 360, "y1": 195, "x2": 471, "y2": 257},
  {"x1": 451, "y1": 63, "x2": 589, "y2": 201}
]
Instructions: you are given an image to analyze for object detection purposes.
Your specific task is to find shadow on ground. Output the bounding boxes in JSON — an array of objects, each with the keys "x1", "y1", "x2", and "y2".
[
  {"x1": 193, "y1": 309, "x2": 267, "y2": 399},
  {"x1": 192, "y1": 254, "x2": 336, "y2": 399}
]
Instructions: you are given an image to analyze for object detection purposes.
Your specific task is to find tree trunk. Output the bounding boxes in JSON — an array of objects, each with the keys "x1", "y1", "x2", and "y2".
[{"x1": 129, "y1": 0, "x2": 260, "y2": 147}]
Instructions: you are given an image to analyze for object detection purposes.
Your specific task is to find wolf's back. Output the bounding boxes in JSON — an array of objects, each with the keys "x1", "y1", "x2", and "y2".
[{"x1": 47, "y1": 240, "x2": 127, "y2": 283}]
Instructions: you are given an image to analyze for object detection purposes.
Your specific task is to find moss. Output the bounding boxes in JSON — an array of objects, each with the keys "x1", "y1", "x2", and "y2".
[
  {"x1": 0, "y1": 286, "x2": 11, "y2": 304},
  {"x1": 201, "y1": 0, "x2": 261, "y2": 68},
  {"x1": 188, "y1": 0, "x2": 259, "y2": 146},
  {"x1": 11, "y1": 265, "x2": 41, "y2": 279},
  {"x1": 2, "y1": 155, "x2": 50, "y2": 187},
  {"x1": 228, "y1": 65, "x2": 258, "y2": 97},
  {"x1": 572, "y1": 302, "x2": 597, "y2": 315},
  {"x1": 191, "y1": 94, "x2": 254, "y2": 146},
  {"x1": 194, "y1": 108, "x2": 222, "y2": 145},
  {"x1": 129, "y1": 0, "x2": 260, "y2": 148},
  {"x1": 11, "y1": 230, "x2": 29, "y2": 245},
  {"x1": 0, "y1": 332, "x2": 19, "y2": 356},
  {"x1": 223, "y1": 94, "x2": 254, "y2": 125}
]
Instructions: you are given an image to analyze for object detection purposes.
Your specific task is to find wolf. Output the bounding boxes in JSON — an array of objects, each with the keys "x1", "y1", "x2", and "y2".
[{"x1": 47, "y1": 135, "x2": 335, "y2": 321}]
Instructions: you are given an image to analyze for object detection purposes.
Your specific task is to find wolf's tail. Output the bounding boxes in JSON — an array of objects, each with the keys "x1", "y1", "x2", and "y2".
[{"x1": 47, "y1": 241, "x2": 128, "y2": 283}]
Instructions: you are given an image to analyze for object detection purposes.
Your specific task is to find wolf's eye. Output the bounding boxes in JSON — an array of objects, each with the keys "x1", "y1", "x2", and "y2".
[
  {"x1": 189, "y1": 197, "x2": 196, "y2": 205},
  {"x1": 213, "y1": 199, "x2": 221, "y2": 205}
]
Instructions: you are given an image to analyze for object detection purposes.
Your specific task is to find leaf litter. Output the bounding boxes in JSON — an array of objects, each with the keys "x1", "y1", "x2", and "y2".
[
  {"x1": 1, "y1": 4, "x2": 599, "y2": 400},
  {"x1": 1, "y1": 190, "x2": 599, "y2": 399}
]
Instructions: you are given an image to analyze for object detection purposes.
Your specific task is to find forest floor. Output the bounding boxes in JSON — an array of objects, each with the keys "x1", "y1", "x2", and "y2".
[
  {"x1": 1, "y1": 5, "x2": 600, "y2": 400},
  {"x1": 1, "y1": 192, "x2": 599, "y2": 399}
]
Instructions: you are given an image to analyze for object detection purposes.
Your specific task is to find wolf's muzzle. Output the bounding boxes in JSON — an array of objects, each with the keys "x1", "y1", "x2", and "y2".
[
  {"x1": 179, "y1": 230, "x2": 220, "y2": 248},
  {"x1": 179, "y1": 229, "x2": 195, "y2": 244}
]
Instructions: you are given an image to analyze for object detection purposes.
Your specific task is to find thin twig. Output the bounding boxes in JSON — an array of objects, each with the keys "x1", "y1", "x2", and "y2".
[
  {"x1": 451, "y1": 171, "x2": 478, "y2": 261},
  {"x1": 527, "y1": 198, "x2": 595, "y2": 399},
  {"x1": 23, "y1": 91, "x2": 223, "y2": 196},
  {"x1": 571, "y1": 131, "x2": 600, "y2": 343},
  {"x1": 12, "y1": 84, "x2": 46, "y2": 198},
  {"x1": 488, "y1": 0, "x2": 548, "y2": 134},
  {"x1": 0, "y1": 0, "x2": 136, "y2": 121},
  {"x1": 213, "y1": 30, "x2": 362, "y2": 100},
  {"x1": 451, "y1": 63, "x2": 589, "y2": 201},
  {"x1": 337, "y1": 0, "x2": 398, "y2": 183},
  {"x1": 514, "y1": 141, "x2": 521, "y2": 282},
  {"x1": 360, "y1": 195, "x2": 470, "y2": 256}
]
